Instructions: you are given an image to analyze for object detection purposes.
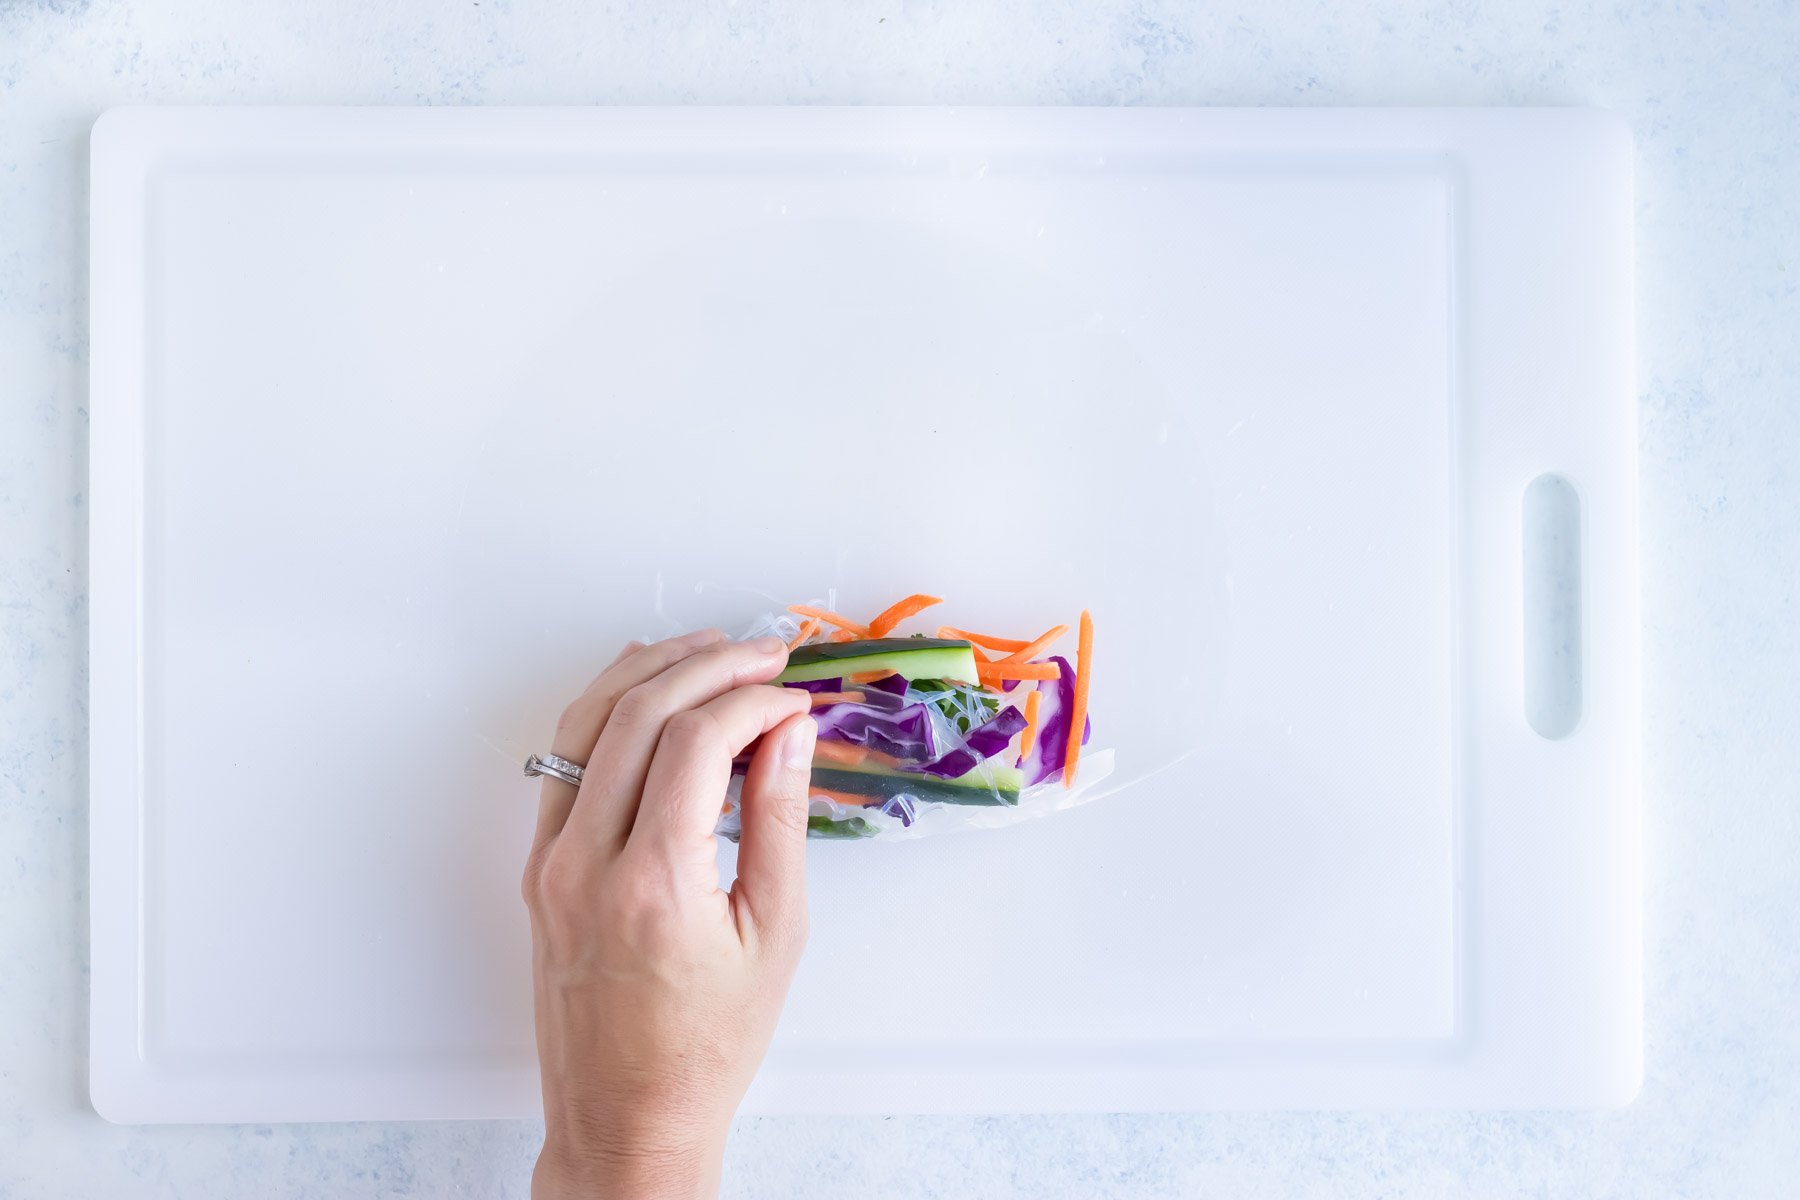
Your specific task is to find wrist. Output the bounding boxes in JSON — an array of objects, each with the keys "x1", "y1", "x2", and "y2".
[{"x1": 534, "y1": 1127, "x2": 726, "y2": 1200}]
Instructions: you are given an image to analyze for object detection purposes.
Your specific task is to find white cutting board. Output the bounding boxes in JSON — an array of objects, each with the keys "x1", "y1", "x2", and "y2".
[{"x1": 89, "y1": 107, "x2": 1639, "y2": 1122}]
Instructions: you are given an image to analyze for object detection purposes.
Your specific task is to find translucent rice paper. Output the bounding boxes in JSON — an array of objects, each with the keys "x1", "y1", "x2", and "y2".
[{"x1": 714, "y1": 610, "x2": 1116, "y2": 841}]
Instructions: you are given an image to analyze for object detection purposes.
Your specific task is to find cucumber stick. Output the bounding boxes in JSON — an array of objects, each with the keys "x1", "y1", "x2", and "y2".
[
  {"x1": 810, "y1": 760, "x2": 1023, "y2": 807},
  {"x1": 777, "y1": 637, "x2": 979, "y2": 685},
  {"x1": 806, "y1": 814, "x2": 878, "y2": 838}
]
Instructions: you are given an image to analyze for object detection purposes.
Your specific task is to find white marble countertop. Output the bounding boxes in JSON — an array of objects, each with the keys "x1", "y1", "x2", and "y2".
[{"x1": 3, "y1": 1, "x2": 1796, "y2": 1195}]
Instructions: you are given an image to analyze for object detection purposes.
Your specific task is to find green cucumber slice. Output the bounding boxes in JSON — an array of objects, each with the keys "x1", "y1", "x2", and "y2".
[
  {"x1": 777, "y1": 637, "x2": 979, "y2": 685},
  {"x1": 806, "y1": 814, "x2": 878, "y2": 838},
  {"x1": 810, "y1": 761, "x2": 1023, "y2": 807}
]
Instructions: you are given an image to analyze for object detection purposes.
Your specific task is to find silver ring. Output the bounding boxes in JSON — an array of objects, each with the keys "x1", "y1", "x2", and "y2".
[{"x1": 524, "y1": 752, "x2": 584, "y2": 788}]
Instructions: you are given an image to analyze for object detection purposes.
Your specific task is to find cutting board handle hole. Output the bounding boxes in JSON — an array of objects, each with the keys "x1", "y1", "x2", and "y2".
[{"x1": 1522, "y1": 473, "x2": 1584, "y2": 739}]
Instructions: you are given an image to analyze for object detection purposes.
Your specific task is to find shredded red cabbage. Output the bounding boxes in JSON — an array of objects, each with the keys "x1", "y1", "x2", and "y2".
[
  {"x1": 1017, "y1": 655, "x2": 1089, "y2": 786},
  {"x1": 782, "y1": 678, "x2": 843, "y2": 693},
  {"x1": 878, "y1": 793, "x2": 918, "y2": 827},
  {"x1": 785, "y1": 657, "x2": 1089, "y2": 790},
  {"x1": 810, "y1": 700, "x2": 938, "y2": 760},
  {"x1": 785, "y1": 676, "x2": 906, "y2": 710},
  {"x1": 866, "y1": 673, "x2": 911, "y2": 698},
  {"x1": 901, "y1": 706, "x2": 1028, "y2": 779}
]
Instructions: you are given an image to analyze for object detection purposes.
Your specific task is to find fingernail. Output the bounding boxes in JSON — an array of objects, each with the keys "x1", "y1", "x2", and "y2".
[
  {"x1": 782, "y1": 719, "x2": 817, "y2": 771},
  {"x1": 749, "y1": 635, "x2": 787, "y2": 655}
]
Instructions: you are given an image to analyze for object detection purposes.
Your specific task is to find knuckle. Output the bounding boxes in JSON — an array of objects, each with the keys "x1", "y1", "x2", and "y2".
[
  {"x1": 653, "y1": 637, "x2": 706, "y2": 668},
  {"x1": 610, "y1": 871, "x2": 682, "y2": 943},
  {"x1": 613, "y1": 875, "x2": 663, "y2": 922},
  {"x1": 694, "y1": 639, "x2": 748, "y2": 670},
  {"x1": 724, "y1": 644, "x2": 773, "y2": 679},
  {"x1": 770, "y1": 794, "x2": 812, "y2": 835},
  {"x1": 519, "y1": 848, "x2": 549, "y2": 907},
  {"x1": 530, "y1": 850, "x2": 593, "y2": 913},
  {"x1": 608, "y1": 683, "x2": 663, "y2": 727},
  {"x1": 660, "y1": 708, "x2": 720, "y2": 749},
  {"x1": 554, "y1": 700, "x2": 592, "y2": 739}
]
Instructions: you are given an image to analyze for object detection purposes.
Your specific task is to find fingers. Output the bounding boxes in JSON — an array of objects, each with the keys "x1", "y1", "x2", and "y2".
[
  {"x1": 594, "y1": 639, "x2": 647, "y2": 682},
  {"x1": 550, "y1": 632, "x2": 722, "y2": 764},
  {"x1": 534, "y1": 630, "x2": 723, "y2": 849},
  {"x1": 561, "y1": 636, "x2": 792, "y2": 852},
  {"x1": 731, "y1": 713, "x2": 815, "y2": 952},
  {"x1": 630, "y1": 683, "x2": 812, "y2": 855}
]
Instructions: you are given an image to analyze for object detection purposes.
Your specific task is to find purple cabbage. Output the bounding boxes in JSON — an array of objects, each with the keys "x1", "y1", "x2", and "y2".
[
  {"x1": 879, "y1": 793, "x2": 918, "y2": 827},
  {"x1": 810, "y1": 699, "x2": 938, "y2": 760},
  {"x1": 866, "y1": 672, "x2": 911, "y2": 698},
  {"x1": 965, "y1": 705, "x2": 1030, "y2": 758},
  {"x1": 784, "y1": 676, "x2": 906, "y2": 710},
  {"x1": 792, "y1": 660, "x2": 1092, "y2": 792},
  {"x1": 842, "y1": 685, "x2": 907, "y2": 712},
  {"x1": 1017, "y1": 655, "x2": 1089, "y2": 786},
  {"x1": 782, "y1": 678, "x2": 844, "y2": 693},
  {"x1": 784, "y1": 672, "x2": 938, "y2": 759},
  {"x1": 904, "y1": 706, "x2": 1029, "y2": 779}
]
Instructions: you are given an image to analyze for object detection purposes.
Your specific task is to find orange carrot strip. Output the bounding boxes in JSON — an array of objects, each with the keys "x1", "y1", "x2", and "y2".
[
  {"x1": 998, "y1": 624, "x2": 1069, "y2": 665},
  {"x1": 787, "y1": 618, "x2": 821, "y2": 648},
  {"x1": 1062, "y1": 610, "x2": 1093, "y2": 789},
  {"x1": 827, "y1": 628, "x2": 857, "y2": 642},
  {"x1": 811, "y1": 787, "x2": 877, "y2": 808},
  {"x1": 867, "y1": 593, "x2": 943, "y2": 637},
  {"x1": 938, "y1": 626, "x2": 1031, "y2": 653},
  {"x1": 787, "y1": 604, "x2": 870, "y2": 636},
  {"x1": 810, "y1": 739, "x2": 868, "y2": 767},
  {"x1": 811, "y1": 739, "x2": 903, "y2": 771},
  {"x1": 1019, "y1": 689, "x2": 1042, "y2": 761},
  {"x1": 847, "y1": 669, "x2": 897, "y2": 684},
  {"x1": 977, "y1": 661, "x2": 1060, "y2": 682},
  {"x1": 808, "y1": 691, "x2": 866, "y2": 708}
]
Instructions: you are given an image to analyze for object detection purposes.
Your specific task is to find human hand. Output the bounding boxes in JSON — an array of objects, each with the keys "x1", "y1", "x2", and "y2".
[{"x1": 522, "y1": 630, "x2": 816, "y2": 1200}]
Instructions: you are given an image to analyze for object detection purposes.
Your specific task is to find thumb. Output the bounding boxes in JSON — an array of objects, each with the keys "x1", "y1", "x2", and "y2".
[{"x1": 732, "y1": 713, "x2": 814, "y2": 951}]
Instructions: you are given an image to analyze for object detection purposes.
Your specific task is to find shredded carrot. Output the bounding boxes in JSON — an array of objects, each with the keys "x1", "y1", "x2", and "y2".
[
  {"x1": 976, "y1": 661, "x2": 1060, "y2": 683},
  {"x1": 787, "y1": 618, "x2": 821, "y2": 648},
  {"x1": 1018, "y1": 689, "x2": 1042, "y2": 762},
  {"x1": 998, "y1": 624, "x2": 1068, "y2": 665},
  {"x1": 807, "y1": 690, "x2": 866, "y2": 708},
  {"x1": 938, "y1": 626, "x2": 1031, "y2": 653},
  {"x1": 809, "y1": 739, "x2": 868, "y2": 767},
  {"x1": 811, "y1": 788, "x2": 877, "y2": 808},
  {"x1": 788, "y1": 604, "x2": 870, "y2": 636},
  {"x1": 847, "y1": 669, "x2": 897, "y2": 684},
  {"x1": 867, "y1": 593, "x2": 943, "y2": 637},
  {"x1": 827, "y1": 628, "x2": 858, "y2": 642},
  {"x1": 810, "y1": 738, "x2": 902, "y2": 771},
  {"x1": 1062, "y1": 610, "x2": 1093, "y2": 788}
]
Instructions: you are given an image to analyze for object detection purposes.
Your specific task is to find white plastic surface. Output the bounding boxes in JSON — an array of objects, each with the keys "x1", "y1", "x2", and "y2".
[{"x1": 89, "y1": 107, "x2": 1638, "y2": 1122}]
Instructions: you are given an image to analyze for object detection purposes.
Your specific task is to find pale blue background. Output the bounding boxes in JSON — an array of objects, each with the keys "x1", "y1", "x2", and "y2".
[{"x1": 3, "y1": 1, "x2": 1796, "y2": 1196}]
